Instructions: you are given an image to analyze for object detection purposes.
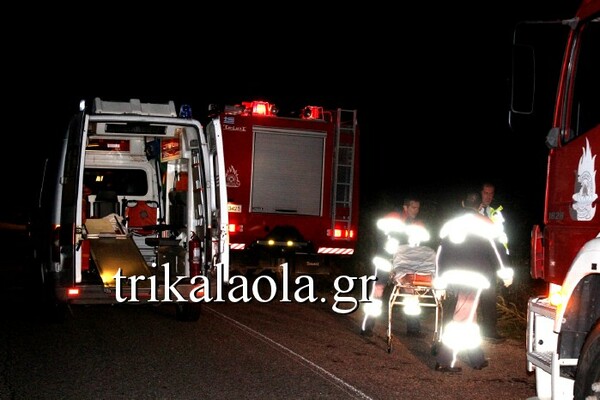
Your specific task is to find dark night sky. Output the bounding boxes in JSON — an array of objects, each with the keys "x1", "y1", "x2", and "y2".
[{"x1": 3, "y1": 2, "x2": 580, "y2": 256}]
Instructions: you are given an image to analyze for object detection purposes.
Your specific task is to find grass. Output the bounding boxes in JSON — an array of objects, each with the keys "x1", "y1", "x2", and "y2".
[
  {"x1": 498, "y1": 294, "x2": 528, "y2": 341},
  {"x1": 496, "y1": 272, "x2": 547, "y2": 342}
]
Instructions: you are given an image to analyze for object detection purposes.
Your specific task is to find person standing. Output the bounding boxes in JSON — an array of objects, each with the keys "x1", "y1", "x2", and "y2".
[
  {"x1": 479, "y1": 182, "x2": 496, "y2": 219},
  {"x1": 434, "y1": 190, "x2": 513, "y2": 372},
  {"x1": 478, "y1": 182, "x2": 508, "y2": 342},
  {"x1": 480, "y1": 182, "x2": 509, "y2": 254},
  {"x1": 393, "y1": 196, "x2": 429, "y2": 336}
]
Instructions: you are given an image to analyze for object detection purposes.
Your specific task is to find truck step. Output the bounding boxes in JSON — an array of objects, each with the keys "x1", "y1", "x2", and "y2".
[{"x1": 527, "y1": 350, "x2": 553, "y2": 373}]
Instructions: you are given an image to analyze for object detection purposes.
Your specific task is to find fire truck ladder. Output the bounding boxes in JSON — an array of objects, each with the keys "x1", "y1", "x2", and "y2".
[{"x1": 331, "y1": 109, "x2": 358, "y2": 241}]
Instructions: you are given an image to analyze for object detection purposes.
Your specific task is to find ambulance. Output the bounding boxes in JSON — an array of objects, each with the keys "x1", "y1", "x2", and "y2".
[{"x1": 30, "y1": 98, "x2": 229, "y2": 321}]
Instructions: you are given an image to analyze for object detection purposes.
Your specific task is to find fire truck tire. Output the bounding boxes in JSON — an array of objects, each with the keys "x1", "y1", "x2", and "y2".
[
  {"x1": 175, "y1": 302, "x2": 201, "y2": 322},
  {"x1": 574, "y1": 322, "x2": 600, "y2": 399}
]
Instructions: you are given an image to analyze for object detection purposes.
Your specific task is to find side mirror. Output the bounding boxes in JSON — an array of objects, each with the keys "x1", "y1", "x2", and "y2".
[{"x1": 510, "y1": 43, "x2": 535, "y2": 115}]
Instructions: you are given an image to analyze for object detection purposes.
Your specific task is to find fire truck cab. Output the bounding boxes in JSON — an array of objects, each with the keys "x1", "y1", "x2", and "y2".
[
  {"x1": 31, "y1": 98, "x2": 229, "y2": 321},
  {"x1": 510, "y1": 1, "x2": 600, "y2": 398}
]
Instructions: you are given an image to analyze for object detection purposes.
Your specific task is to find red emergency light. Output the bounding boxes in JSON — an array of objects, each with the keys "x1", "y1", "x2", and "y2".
[
  {"x1": 302, "y1": 106, "x2": 324, "y2": 120},
  {"x1": 242, "y1": 101, "x2": 277, "y2": 117},
  {"x1": 67, "y1": 288, "x2": 80, "y2": 297}
]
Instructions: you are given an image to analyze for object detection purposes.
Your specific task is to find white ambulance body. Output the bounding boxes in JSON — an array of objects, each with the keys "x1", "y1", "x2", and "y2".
[{"x1": 32, "y1": 98, "x2": 228, "y2": 321}]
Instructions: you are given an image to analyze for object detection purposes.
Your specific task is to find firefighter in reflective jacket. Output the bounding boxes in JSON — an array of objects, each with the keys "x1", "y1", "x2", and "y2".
[
  {"x1": 433, "y1": 190, "x2": 513, "y2": 372},
  {"x1": 361, "y1": 197, "x2": 432, "y2": 336}
]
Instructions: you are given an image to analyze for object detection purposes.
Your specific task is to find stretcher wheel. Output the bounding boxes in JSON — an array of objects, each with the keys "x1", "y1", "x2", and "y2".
[{"x1": 387, "y1": 335, "x2": 392, "y2": 353}]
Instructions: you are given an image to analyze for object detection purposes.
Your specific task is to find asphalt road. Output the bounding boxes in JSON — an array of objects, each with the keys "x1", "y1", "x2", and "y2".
[{"x1": 0, "y1": 228, "x2": 537, "y2": 399}]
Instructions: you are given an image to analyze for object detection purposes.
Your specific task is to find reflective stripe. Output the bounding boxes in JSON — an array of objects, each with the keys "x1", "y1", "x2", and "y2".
[{"x1": 317, "y1": 248, "x2": 354, "y2": 255}]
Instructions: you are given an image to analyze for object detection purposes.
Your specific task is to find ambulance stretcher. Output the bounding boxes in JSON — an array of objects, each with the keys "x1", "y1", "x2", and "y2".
[{"x1": 386, "y1": 246, "x2": 443, "y2": 354}]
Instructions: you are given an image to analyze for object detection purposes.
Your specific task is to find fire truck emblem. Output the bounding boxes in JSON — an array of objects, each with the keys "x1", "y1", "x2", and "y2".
[
  {"x1": 226, "y1": 165, "x2": 241, "y2": 188},
  {"x1": 572, "y1": 138, "x2": 597, "y2": 221}
]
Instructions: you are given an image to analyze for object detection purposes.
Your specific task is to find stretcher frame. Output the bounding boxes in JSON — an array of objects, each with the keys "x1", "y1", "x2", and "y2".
[{"x1": 386, "y1": 272, "x2": 443, "y2": 353}]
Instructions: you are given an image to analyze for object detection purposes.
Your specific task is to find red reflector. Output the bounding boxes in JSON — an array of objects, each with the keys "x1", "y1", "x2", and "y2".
[{"x1": 329, "y1": 228, "x2": 354, "y2": 239}]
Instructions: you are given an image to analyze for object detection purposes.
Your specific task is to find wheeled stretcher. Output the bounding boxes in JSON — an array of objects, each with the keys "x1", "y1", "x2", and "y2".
[{"x1": 386, "y1": 245, "x2": 443, "y2": 353}]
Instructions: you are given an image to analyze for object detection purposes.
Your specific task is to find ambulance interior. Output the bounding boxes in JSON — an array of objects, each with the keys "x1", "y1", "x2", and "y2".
[{"x1": 79, "y1": 137, "x2": 192, "y2": 287}]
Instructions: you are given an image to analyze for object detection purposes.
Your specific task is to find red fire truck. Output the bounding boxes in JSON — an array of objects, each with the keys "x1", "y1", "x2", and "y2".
[
  {"x1": 206, "y1": 100, "x2": 359, "y2": 280},
  {"x1": 510, "y1": 1, "x2": 599, "y2": 398}
]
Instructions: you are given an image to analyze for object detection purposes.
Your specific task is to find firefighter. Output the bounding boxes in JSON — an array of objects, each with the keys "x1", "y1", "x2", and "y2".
[
  {"x1": 434, "y1": 190, "x2": 513, "y2": 372},
  {"x1": 361, "y1": 196, "x2": 430, "y2": 337},
  {"x1": 478, "y1": 182, "x2": 509, "y2": 342}
]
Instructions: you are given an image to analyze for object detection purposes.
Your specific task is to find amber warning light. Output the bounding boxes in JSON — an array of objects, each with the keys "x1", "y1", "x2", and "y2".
[{"x1": 228, "y1": 223, "x2": 243, "y2": 233}]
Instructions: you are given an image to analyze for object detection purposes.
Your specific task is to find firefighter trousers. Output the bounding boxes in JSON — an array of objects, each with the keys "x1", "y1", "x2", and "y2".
[{"x1": 436, "y1": 288, "x2": 486, "y2": 369}]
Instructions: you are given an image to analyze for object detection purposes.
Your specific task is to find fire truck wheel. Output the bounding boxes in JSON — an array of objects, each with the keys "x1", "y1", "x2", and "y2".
[
  {"x1": 574, "y1": 322, "x2": 600, "y2": 399},
  {"x1": 175, "y1": 302, "x2": 201, "y2": 322}
]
